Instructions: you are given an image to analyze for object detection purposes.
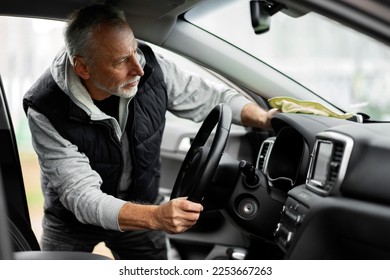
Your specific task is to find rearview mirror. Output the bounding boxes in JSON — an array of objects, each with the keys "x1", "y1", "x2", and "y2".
[{"x1": 250, "y1": 0, "x2": 284, "y2": 34}]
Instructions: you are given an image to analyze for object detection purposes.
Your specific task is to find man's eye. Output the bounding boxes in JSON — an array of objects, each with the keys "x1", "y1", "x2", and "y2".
[{"x1": 115, "y1": 58, "x2": 128, "y2": 66}]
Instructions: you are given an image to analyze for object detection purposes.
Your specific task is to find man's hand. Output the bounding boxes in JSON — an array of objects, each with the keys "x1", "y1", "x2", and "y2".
[
  {"x1": 241, "y1": 103, "x2": 279, "y2": 129},
  {"x1": 153, "y1": 197, "x2": 203, "y2": 234},
  {"x1": 118, "y1": 197, "x2": 203, "y2": 234}
]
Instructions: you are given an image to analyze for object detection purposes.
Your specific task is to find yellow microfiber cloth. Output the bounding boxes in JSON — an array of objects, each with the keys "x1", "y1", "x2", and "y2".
[{"x1": 268, "y1": 96, "x2": 354, "y2": 119}]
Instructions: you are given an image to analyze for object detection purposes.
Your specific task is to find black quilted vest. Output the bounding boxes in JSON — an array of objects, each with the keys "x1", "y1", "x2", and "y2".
[{"x1": 23, "y1": 43, "x2": 167, "y2": 229}]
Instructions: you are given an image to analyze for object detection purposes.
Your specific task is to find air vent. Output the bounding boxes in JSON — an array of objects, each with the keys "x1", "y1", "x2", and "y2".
[
  {"x1": 256, "y1": 138, "x2": 275, "y2": 172},
  {"x1": 257, "y1": 142, "x2": 270, "y2": 170},
  {"x1": 326, "y1": 142, "x2": 345, "y2": 189}
]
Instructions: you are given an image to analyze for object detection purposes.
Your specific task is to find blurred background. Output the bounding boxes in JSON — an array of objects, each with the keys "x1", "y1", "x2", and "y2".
[{"x1": 0, "y1": 16, "x2": 64, "y2": 240}]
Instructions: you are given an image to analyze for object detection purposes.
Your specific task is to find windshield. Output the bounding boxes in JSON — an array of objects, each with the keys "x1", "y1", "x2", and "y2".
[{"x1": 186, "y1": 0, "x2": 390, "y2": 121}]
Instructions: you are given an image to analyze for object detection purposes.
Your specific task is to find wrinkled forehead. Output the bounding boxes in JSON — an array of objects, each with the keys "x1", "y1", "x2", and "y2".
[{"x1": 91, "y1": 22, "x2": 137, "y2": 59}]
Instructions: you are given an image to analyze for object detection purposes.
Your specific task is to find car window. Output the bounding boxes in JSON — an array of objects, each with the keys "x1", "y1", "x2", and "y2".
[{"x1": 185, "y1": 0, "x2": 390, "y2": 121}]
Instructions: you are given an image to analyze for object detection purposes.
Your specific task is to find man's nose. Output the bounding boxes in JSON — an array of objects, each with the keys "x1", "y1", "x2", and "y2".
[{"x1": 129, "y1": 55, "x2": 144, "y2": 77}]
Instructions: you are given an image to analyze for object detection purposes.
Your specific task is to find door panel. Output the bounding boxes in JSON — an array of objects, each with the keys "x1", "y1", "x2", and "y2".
[{"x1": 159, "y1": 112, "x2": 200, "y2": 197}]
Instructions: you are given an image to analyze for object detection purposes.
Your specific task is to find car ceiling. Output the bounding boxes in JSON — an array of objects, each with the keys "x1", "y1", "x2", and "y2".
[
  {"x1": 0, "y1": 0, "x2": 202, "y2": 18},
  {"x1": 0, "y1": 0, "x2": 205, "y2": 44},
  {"x1": 1, "y1": 0, "x2": 389, "y2": 46}
]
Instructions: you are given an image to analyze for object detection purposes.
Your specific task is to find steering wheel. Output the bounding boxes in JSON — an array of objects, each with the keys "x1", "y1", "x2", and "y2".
[{"x1": 170, "y1": 104, "x2": 232, "y2": 203}]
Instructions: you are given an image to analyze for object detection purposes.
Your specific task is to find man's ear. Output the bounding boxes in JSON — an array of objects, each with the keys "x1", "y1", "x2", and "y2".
[{"x1": 73, "y1": 56, "x2": 90, "y2": 80}]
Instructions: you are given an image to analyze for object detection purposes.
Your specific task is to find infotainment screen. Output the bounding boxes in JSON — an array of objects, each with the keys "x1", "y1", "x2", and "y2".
[{"x1": 311, "y1": 141, "x2": 333, "y2": 187}]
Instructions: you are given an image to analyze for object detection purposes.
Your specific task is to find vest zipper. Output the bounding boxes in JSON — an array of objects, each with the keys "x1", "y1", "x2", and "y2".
[
  {"x1": 98, "y1": 119, "x2": 124, "y2": 197},
  {"x1": 127, "y1": 98, "x2": 137, "y2": 199}
]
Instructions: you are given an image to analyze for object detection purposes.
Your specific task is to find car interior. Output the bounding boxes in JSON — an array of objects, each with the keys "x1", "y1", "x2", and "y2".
[{"x1": 0, "y1": 0, "x2": 389, "y2": 260}]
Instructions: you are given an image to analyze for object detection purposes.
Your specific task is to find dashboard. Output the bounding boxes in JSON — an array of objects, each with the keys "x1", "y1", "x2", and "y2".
[{"x1": 251, "y1": 113, "x2": 390, "y2": 259}]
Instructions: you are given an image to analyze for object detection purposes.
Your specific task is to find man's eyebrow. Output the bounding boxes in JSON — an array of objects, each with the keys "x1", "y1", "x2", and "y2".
[{"x1": 114, "y1": 42, "x2": 138, "y2": 62}]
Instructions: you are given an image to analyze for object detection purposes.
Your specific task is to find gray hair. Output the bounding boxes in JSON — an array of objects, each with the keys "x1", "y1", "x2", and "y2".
[{"x1": 64, "y1": 4, "x2": 127, "y2": 65}]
